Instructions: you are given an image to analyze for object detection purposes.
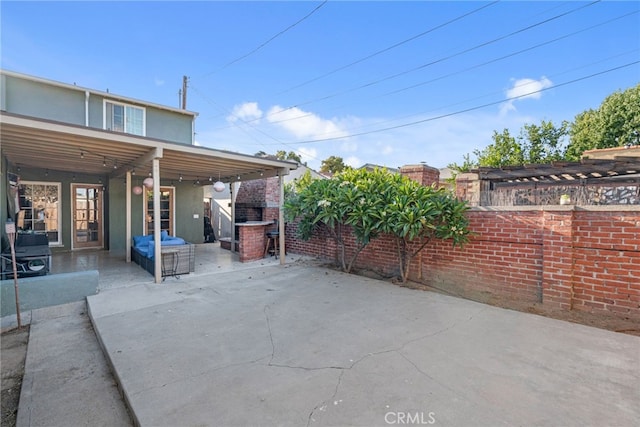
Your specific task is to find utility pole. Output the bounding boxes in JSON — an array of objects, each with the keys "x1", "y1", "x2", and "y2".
[{"x1": 181, "y1": 76, "x2": 188, "y2": 110}]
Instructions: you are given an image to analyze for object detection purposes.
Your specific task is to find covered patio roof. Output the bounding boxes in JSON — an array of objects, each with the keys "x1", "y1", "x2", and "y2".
[
  {"x1": 0, "y1": 111, "x2": 297, "y2": 182},
  {"x1": 1, "y1": 111, "x2": 296, "y2": 283}
]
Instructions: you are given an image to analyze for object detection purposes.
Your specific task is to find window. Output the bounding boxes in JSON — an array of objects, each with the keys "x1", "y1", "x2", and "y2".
[
  {"x1": 104, "y1": 101, "x2": 145, "y2": 136},
  {"x1": 17, "y1": 181, "x2": 62, "y2": 245}
]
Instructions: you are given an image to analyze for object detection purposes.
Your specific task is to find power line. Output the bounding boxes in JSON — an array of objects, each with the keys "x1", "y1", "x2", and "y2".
[
  {"x1": 286, "y1": 61, "x2": 639, "y2": 145},
  {"x1": 207, "y1": 0, "x2": 613, "y2": 132},
  {"x1": 342, "y1": 48, "x2": 639, "y2": 135},
  {"x1": 262, "y1": 0, "x2": 602, "y2": 122},
  {"x1": 381, "y1": 10, "x2": 638, "y2": 98},
  {"x1": 278, "y1": 0, "x2": 501, "y2": 95},
  {"x1": 199, "y1": 1, "x2": 328, "y2": 79}
]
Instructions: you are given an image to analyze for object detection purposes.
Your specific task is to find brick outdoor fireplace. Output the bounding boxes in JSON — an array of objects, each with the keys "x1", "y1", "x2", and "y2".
[{"x1": 219, "y1": 177, "x2": 281, "y2": 261}]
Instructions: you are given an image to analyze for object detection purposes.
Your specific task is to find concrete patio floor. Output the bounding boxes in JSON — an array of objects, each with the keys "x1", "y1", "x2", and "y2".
[{"x1": 85, "y1": 262, "x2": 640, "y2": 427}]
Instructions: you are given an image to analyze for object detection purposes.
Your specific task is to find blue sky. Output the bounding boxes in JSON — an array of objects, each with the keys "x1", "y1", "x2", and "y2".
[{"x1": 2, "y1": 1, "x2": 639, "y2": 170}]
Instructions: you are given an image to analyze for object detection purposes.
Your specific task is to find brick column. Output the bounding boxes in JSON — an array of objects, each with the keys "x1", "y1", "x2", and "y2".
[
  {"x1": 541, "y1": 209, "x2": 575, "y2": 310},
  {"x1": 455, "y1": 173, "x2": 480, "y2": 206},
  {"x1": 400, "y1": 164, "x2": 440, "y2": 187}
]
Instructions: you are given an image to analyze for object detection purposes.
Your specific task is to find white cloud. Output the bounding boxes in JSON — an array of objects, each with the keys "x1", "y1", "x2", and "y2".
[
  {"x1": 344, "y1": 156, "x2": 362, "y2": 168},
  {"x1": 266, "y1": 105, "x2": 347, "y2": 140},
  {"x1": 227, "y1": 102, "x2": 263, "y2": 123},
  {"x1": 501, "y1": 76, "x2": 552, "y2": 115},
  {"x1": 154, "y1": 78, "x2": 165, "y2": 86}
]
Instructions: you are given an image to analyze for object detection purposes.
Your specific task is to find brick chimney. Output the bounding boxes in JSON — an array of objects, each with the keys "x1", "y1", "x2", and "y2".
[{"x1": 400, "y1": 164, "x2": 440, "y2": 187}]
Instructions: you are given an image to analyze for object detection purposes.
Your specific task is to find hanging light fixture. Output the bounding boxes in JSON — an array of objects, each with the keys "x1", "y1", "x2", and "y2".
[
  {"x1": 143, "y1": 177, "x2": 154, "y2": 189},
  {"x1": 213, "y1": 172, "x2": 225, "y2": 192},
  {"x1": 132, "y1": 185, "x2": 143, "y2": 195}
]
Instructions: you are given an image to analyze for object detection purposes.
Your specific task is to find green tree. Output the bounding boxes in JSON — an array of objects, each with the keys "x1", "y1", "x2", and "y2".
[
  {"x1": 320, "y1": 156, "x2": 348, "y2": 174},
  {"x1": 565, "y1": 84, "x2": 640, "y2": 160},
  {"x1": 255, "y1": 150, "x2": 303, "y2": 163},
  {"x1": 285, "y1": 168, "x2": 471, "y2": 281},
  {"x1": 521, "y1": 120, "x2": 569, "y2": 164},
  {"x1": 452, "y1": 120, "x2": 570, "y2": 171},
  {"x1": 275, "y1": 150, "x2": 302, "y2": 163},
  {"x1": 284, "y1": 168, "x2": 389, "y2": 272},
  {"x1": 374, "y1": 179, "x2": 470, "y2": 283},
  {"x1": 473, "y1": 129, "x2": 524, "y2": 167}
]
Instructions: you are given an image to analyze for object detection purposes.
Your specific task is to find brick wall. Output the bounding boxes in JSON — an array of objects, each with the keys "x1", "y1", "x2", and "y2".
[
  {"x1": 238, "y1": 225, "x2": 266, "y2": 262},
  {"x1": 285, "y1": 207, "x2": 640, "y2": 320}
]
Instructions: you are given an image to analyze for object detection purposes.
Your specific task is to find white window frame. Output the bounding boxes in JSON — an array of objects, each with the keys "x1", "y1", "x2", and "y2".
[
  {"x1": 18, "y1": 181, "x2": 63, "y2": 246},
  {"x1": 103, "y1": 100, "x2": 146, "y2": 136}
]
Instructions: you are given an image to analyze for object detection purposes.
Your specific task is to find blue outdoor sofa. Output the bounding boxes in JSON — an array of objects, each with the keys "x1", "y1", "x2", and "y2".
[{"x1": 131, "y1": 231, "x2": 195, "y2": 277}]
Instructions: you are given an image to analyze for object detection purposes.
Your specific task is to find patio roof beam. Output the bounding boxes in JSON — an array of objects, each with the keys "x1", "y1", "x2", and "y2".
[{"x1": 117, "y1": 147, "x2": 164, "y2": 177}]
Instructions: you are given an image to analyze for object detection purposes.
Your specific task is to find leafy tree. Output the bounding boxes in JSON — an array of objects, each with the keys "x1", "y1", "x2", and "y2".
[
  {"x1": 521, "y1": 120, "x2": 569, "y2": 164},
  {"x1": 285, "y1": 168, "x2": 471, "y2": 281},
  {"x1": 276, "y1": 150, "x2": 302, "y2": 163},
  {"x1": 447, "y1": 153, "x2": 477, "y2": 174},
  {"x1": 473, "y1": 129, "x2": 523, "y2": 167},
  {"x1": 565, "y1": 84, "x2": 640, "y2": 160},
  {"x1": 284, "y1": 169, "x2": 316, "y2": 200},
  {"x1": 255, "y1": 150, "x2": 303, "y2": 163},
  {"x1": 320, "y1": 155, "x2": 348, "y2": 174},
  {"x1": 374, "y1": 179, "x2": 470, "y2": 283},
  {"x1": 451, "y1": 120, "x2": 570, "y2": 172},
  {"x1": 285, "y1": 168, "x2": 389, "y2": 272}
]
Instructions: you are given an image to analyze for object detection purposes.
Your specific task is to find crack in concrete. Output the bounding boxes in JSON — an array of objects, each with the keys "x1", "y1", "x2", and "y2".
[
  {"x1": 263, "y1": 304, "x2": 486, "y2": 425},
  {"x1": 264, "y1": 305, "x2": 275, "y2": 366},
  {"x1": 130, "y1": 354, "x2": 273, "y2": 398},
  {"x1": 307, "y1": 370, "x2": 345, "y2": 427}
]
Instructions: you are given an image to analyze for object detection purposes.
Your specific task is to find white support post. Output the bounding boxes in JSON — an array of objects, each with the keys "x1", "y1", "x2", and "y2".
[
  {"x1": 278, "y1": 170, "x2": 285, "y2": 265},
  {"x1": 230, "y1": 181, "x2": 236, "y2": 253},
  {"x1": 152, "y1": 158, "x2": 162, "y2": 284},
  {"x1": 126, "y1": 170, "x2": 132, "y2": 263}
]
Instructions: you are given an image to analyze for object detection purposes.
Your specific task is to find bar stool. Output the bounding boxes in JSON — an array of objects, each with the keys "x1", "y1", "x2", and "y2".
[{"x1": 264, "y1": 220, "x2": 279, "y2": 259}]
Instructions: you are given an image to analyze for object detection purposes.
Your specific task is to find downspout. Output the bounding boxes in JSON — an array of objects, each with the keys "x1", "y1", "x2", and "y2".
[{"x1": 85, "y1": 91, "x2": 90, "y2": 126}]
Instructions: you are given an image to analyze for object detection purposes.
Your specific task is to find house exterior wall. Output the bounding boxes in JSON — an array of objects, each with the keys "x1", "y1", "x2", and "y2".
[
  {"x1": 1, "y1": 71, "x2": 194, "y2": 145},
  {"x1": 2, "y1": 164, "x2": 106, "y2": 252},
  {"x1": 3, "y1": 75, "x2": 86, "y2": 125},
  {"x1": 1, "y1": 70, "x2": 202, "y2": 256},
  {"x1": 108, "y1": 180, "x2": 204, "y2": 251}
]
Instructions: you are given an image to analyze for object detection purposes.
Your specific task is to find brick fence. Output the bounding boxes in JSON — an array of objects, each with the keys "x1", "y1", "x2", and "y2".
[{"x1": 285, "y1": 206, "x2": 640, "y2": 319}]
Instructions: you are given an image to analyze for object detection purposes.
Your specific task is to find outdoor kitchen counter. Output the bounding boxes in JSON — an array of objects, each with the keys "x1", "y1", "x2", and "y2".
[
  {"x1": 235, "y1": 221, "x2": 275, "y2": 227},
  {"x1": 234, "y1": 221, "x2": 277, "y2": 262}
]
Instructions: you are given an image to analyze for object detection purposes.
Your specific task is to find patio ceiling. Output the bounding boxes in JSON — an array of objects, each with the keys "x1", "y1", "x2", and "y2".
[{"x1": 0, "y1": 112, "x2": 297, "y2": 183}]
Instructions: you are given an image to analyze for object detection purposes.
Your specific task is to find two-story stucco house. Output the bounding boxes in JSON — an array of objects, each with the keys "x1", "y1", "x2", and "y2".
[{"x1": 0, "y1": 70, "x2": 295, "y2": 282}]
